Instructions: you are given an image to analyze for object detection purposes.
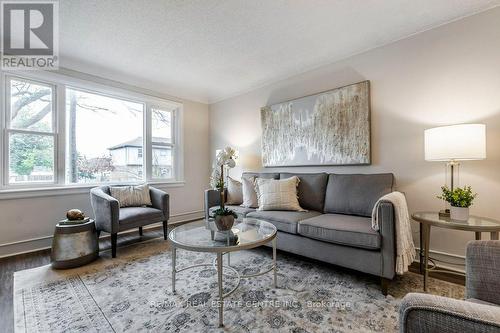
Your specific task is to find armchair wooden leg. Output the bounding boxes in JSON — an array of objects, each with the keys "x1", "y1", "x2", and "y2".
[
  {"x1": 139, "y1": 227, "x2": 143, "y2": 236},
  {"x1": 163, "y1": 221, "x2": 168, "y2": 240},
  {"x1": 111, "y1": 233, "x2": 117, "y2": 258},
  {"x1": 381, "y1": 277, "x2": 390, "y2": 296}
]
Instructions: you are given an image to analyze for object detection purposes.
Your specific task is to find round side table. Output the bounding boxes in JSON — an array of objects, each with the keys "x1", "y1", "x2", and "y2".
[
  {"x1": 51, "y1": 219, "x2": 99, "y2": 269},
  {"x1": 411, "y1": 212, "x2": 500, "y2": 291}
]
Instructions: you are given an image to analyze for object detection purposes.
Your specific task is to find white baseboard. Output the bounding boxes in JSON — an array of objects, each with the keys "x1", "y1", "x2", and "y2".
[
  {"x1": 0, "y1": 210, "x2": 204, "y2": 258},
  {"x1": 413, "y1": 247, "x2": 465, "y2": 274}
]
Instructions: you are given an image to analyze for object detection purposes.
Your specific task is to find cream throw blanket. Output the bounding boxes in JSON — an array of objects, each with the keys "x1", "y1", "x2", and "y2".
[{"x1": 371, "y1": 191, "x2": 415, "y2": 275}]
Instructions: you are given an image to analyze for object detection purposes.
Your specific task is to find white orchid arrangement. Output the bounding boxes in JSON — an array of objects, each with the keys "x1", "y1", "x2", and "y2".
[
  {"x1": 210, "y1": 147, "x2": 238, "y2": 213},
  {"x1": 210, "y1": 146, "x2": 238, "y2": 190}
]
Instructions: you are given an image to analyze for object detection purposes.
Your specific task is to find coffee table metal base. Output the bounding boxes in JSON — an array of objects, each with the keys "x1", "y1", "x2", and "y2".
[{"x1": 171, "y1": 238, "x2": 277, "y2": 327}]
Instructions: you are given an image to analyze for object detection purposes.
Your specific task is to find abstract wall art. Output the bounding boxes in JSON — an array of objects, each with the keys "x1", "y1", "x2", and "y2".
[{"x1": 261, "y1": 81, "x2": 370, "y2": 167}]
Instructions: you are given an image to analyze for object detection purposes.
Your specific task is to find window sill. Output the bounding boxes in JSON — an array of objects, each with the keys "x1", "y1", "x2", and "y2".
[{"x1": 0, "y1": 180, "x2": 186, "y2": 200}]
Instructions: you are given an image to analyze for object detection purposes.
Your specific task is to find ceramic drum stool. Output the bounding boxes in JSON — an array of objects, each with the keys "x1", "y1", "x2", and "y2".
[{"x1": 51, "y1": 219, "x2": 99, "y2": 269}]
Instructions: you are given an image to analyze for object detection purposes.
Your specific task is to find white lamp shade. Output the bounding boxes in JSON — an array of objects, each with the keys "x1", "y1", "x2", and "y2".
[{"x1": 424, "y1": 124, "x2": 486, "y2": 161}]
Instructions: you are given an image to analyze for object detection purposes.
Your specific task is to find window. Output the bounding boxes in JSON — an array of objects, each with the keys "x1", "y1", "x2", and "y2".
[
  {"x1": 151, "y1": 108, "x2": 174, "y2": 180},
  {"x1": 1, "y1": 72, "x2": 183, "y2": 191},
  {"x1": 6, "y1": 78, "x2": 55, "y2": 184},
  {"x1": 65, "y1": 88, "x2": 144, "y2": 183}
]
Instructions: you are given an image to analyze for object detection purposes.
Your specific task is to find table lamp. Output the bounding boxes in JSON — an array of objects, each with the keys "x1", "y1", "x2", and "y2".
[{"x1": 424, "y1": 124, "x2": 486, "y2": 216}]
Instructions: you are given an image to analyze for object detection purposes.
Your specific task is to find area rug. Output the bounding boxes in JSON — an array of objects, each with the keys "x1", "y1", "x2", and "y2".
[{"x1": 14, "y1": 237, "x2": 464, "y2": 332}]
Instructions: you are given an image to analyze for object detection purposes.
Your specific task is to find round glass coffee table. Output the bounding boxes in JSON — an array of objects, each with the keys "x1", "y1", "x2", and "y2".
[{"x1": 168, "y1": 218, "x2": 278, "y2": 327}]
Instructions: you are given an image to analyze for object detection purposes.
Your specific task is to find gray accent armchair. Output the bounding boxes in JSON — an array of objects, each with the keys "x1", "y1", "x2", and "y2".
[
  {"x1": 90, "y1": 185, "x2": 169, "y2": 258},
  {"x1": 400, "y1": 241, "x2": 500, "y2": 333}
]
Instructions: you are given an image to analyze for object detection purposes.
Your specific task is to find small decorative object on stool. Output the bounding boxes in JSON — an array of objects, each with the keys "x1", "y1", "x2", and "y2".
[{"x1": 66, "y1": 209, "x2": 86, "y2": 221}]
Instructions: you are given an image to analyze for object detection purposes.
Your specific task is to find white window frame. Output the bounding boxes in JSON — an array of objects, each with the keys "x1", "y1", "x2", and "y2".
[
  {"x1": 148, "y1": 105, "x2": 180, "y2": 182},
  {"x1": 0, "y1": 70, "x2": 184, "y2": 196},
  {"x1": 3, "y1": 76, "x2": 58, "y2": 189}
]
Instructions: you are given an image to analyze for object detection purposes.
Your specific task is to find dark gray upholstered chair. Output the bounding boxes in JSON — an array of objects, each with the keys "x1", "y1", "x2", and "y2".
[
  {"x1": 90, "y1": 185, "x2": 169, "y2": 258},
  {"x1": 400, "y1": 241, "x2": 500, "y2": 333}
]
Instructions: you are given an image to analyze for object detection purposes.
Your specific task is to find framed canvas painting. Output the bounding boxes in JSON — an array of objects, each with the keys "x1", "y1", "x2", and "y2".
[{"x1": 261, "y1": 80, "x2": 371, "y2": 167}]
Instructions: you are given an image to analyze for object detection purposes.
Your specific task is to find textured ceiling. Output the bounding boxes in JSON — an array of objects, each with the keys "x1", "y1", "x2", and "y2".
[{"x1": 59, "y1": 0, "x2": 500, "y2": 103}]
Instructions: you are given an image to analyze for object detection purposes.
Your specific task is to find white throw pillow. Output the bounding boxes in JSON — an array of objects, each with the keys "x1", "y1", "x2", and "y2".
[
  {"x1": 110, "y1": 184, "x2": 152, "y2": 208},
  {"x1": 226, "y1": 177, "x2": 243, "y2": 205},
  {"x1": 255, "y1": 176, "x2": 305, "y2": 211},
  {"x1": 240, "y1": 176, "x2": 258, "y2": 208}
]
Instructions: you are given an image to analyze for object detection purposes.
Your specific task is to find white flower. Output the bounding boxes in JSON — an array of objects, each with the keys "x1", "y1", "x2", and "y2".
[{"x1": 210, "y1": 146, "x2": 238, "y2": 188}]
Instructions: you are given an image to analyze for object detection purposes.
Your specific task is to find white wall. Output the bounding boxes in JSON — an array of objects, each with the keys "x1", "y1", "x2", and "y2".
[
  {"x1": 0, "y1": 77, "x2": 210, "y2": 257},
  {"x1": 209, "y1": 7, "x2": 500, "y2": 270}
]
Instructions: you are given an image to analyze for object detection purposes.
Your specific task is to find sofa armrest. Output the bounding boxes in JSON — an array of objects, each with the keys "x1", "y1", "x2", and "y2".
[
  {"x1": 90, "y1": 187, "x2": 119, "y2": 234},
  {"x1": 400, "y1": 293, "x2": 500, "y2": 333},
  {"x1": 466, "y1": 241, "x2": 500, "y2": 305},
  {"x1": 150, "y1": 187, "x2": 169, "y2": 221},
  {"x1": 204, "y1": 189, "x2": 221, "y2": 219},
  {"x1": 378, "y1": 201, "x2": 396, "y2": 279}
]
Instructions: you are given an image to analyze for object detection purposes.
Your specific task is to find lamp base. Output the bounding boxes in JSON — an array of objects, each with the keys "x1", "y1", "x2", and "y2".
[{"x1": 438, "y1": 209, "x2": 450, "y2": 218}]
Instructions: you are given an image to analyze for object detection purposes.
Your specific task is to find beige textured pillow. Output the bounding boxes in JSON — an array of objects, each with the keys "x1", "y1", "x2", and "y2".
[
  {"x1": 226, "y1": 177, "x2": 243, "y2": 205},
  {"x1": 110, "y1": 184, "x2": 152, "y2": 208},
  {"x1": 255, "y1": 176, "x2": 305, "y2": 211},
  {"x1": 240, "y1": 176, "x2": 258, "y2": 208}
]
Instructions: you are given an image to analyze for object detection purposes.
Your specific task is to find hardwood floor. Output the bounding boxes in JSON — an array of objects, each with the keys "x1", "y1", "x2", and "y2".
[
  {"x1": 408, "y1": 262, "x2": 465, "y2": 286},
  {"x1": 0, "y1": 222, "x2": 464, "y2": 333}
]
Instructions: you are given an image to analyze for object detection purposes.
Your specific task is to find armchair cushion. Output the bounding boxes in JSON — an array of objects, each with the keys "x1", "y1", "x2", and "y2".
[{"x1": 119, "y1": 207, "x2": 163, "y2": 226}]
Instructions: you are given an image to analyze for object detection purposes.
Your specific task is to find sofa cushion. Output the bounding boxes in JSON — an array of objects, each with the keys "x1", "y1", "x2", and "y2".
[
  {"x1": 242, "y1": 172, "x2": 280, "y2": 180},
  {"x1": 246, "y1": 210, "x2": 321, "y2": 234},
  {"x1": 209, "y1": 205, "x2": 256, "y2": 218},
  {"x1": 280, "y1": 173, "x2": 328, "y2": 212},
  {"x1": 119, "y1": 207, "x2": 163, "y2": 225},
  {"x1": 324, "y1": 173, "x2": 394, "y2": 217},
  {"x1": 298, "y1": 214, "x2": 381, "y2": 250}
]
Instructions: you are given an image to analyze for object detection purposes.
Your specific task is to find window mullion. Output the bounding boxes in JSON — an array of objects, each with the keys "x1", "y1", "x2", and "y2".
[
  {"x1": 174, "y1": 107, "x2": 184, "y2": 181},
  {"x1": 145, "y1": 103, "x2": 152, "y2": 182},
  {"x1": 56, "y1": 84, "x2": 66, "y2": 185},
  {"x1": 1, "y1": 74, "x2": 7, "y2": 187}
]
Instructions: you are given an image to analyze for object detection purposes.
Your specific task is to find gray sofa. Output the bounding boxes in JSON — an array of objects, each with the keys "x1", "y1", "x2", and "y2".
[
  {"x1": 400, "y1": 241, "x2": 500, "y2": 333},
  {"x1": 90, "y1": 185, "x2": 169, "y2": 258},
  {"x1": 205, "y1": 172, "x2": 396, "y2": 294}
]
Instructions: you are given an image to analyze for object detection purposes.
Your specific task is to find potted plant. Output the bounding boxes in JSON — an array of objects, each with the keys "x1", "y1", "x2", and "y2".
[
  {"x1": 212, "y1": 207, "x2": 238, "y2": 231},
  {"x1": 437, "y1": 185, "x2": 477, "y2": 221},
  {"x1": 209, "y1": 147, "x2": 238, "y2": 230}
]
